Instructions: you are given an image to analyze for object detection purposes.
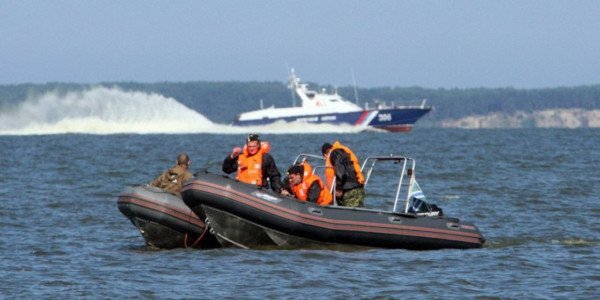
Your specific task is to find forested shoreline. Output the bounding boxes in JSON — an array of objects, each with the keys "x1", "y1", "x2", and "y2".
[{"x1": 2, "y1": 81, "x2": 599, "y2": 126}]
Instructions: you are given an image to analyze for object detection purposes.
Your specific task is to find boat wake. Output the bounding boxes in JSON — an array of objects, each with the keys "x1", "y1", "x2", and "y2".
[{"x1": 0, "y1": 87, "x2": 363, "y2": 135}]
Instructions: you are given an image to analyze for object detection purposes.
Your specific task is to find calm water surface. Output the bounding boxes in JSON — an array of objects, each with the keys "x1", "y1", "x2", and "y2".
[{"x1": 1, "y1": 129, "x2": 599, "y2": 298}]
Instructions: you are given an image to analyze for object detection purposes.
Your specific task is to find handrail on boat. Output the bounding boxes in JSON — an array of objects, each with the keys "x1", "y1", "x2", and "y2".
[
  {"x1": 292, "y1": 153, "x2": 324, "y2": 164},
  {"x1": 360, "y1": 155, "x2": 415, "y2": 213}
]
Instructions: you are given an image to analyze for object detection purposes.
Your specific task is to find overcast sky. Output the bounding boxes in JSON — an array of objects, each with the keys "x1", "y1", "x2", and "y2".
[{"x1": 2, "y1": 0, "x2": 600, "y2": 88}]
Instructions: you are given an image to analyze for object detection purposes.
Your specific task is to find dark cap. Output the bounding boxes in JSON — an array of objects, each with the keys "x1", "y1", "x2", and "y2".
[
  {"x1": 247, "y1": 134, "x2": 260, "y2": 143},
  {"x1": 321, "y1": 142, "x2": 333, "y2": 155},
  {"x1": 286, "y1": 164, "x2": 304, "y2": 175}
]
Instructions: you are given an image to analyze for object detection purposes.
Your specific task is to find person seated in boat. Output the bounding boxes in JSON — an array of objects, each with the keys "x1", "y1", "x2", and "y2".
[
  {"x1": 150, "y1": 153, "x2": 193, "y2": 195},
  {"x1": 321, "y1": 142, "x2": 365, "y2": 207},
  {"x1": 281, "y1": 163, "x2": 333, "y2": 206},
  {"x1": 222, "y1": 134, "x2": 283, "y2": 193}
]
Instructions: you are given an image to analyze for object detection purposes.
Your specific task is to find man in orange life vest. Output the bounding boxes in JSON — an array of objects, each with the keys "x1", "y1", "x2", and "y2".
[
  {"x1": 281, "y1": 162, "x2": 333, "y2": 206},
  {"x1": 321, "y1": 142, "x2": 365, "y2": 207},
  {"x1": 222, "y1": 134, "x2": 283, "y2": 193}
]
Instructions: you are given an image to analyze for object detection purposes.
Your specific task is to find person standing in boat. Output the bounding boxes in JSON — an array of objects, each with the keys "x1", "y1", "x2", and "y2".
[
  {"x1": 150, "y1": 153, "x2": 193, "y2": 195},
  {"x1": 281, "y1": 163, "x2": 333, "y2": 206},
  {"x1": 222, "y1": 134, "x2": 283, "y2": 193},
  {"x1": 321, "y1": 142, "x2": 365, "y2": 207}
]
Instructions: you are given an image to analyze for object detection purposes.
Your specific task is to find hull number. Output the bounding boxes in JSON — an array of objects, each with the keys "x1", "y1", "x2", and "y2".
[{"x1": 378, "y1": 113, "x2": 392, "y2": 122}]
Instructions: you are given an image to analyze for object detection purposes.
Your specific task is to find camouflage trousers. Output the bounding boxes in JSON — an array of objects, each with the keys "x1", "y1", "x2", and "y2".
[{"x1": 341, "y1": 188, "x2": 365, "y2": 207}]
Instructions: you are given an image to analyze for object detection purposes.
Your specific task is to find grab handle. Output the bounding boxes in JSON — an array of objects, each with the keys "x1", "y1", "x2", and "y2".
[
  {"x1": 308, "y1": 207, "x2": 323, "y2": 216},
  {"x1": 388, "y1": 216, "x2": 402, "y2": 224}
]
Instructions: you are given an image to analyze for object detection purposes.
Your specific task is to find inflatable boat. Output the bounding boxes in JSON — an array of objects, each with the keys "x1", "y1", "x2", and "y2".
[
  {"x1": 181, "y1": 155, "x2": 485, "y2": 250},
  {"x1": 117, "y1": 184, "x2": 220, "y2": 249}
]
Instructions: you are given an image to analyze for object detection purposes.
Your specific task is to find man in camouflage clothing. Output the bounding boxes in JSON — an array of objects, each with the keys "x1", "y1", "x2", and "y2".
[
  {"x1": 322, "y1": 142, "x2": 365, "y2": 208},
  {"x1": 150, "y1": 153, "x2": 193, "y2": 195}
]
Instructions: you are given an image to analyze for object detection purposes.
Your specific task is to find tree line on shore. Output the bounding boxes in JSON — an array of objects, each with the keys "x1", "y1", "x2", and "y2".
[{"x1": 1, "y1": 81, "x2": 599, "y2": 124}]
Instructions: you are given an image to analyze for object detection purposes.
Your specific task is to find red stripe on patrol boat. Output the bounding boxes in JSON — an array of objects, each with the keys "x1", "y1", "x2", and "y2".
[{"x1": 355, "y1": 111, "x2": 369, "y2": 125}]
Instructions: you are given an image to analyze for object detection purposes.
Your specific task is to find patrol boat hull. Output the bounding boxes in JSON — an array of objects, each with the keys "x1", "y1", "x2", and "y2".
[
  {"x1": 117, "y1": 184, "x2": 220, "y2": 249},
  {"x1": 234, "y1": 107, "x2": 431, "y2": 132},
  {"x1": 181, "y1": 172, "x2": 485, "y2": 250}
]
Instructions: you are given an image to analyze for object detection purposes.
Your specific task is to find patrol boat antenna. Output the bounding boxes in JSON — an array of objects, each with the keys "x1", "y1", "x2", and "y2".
[
  {"x1": 352, "y1": 68, "x2": 360, "y2": 105},
  {"x1": 288, "y1": 68, "x2": 297, "y2": 107}
]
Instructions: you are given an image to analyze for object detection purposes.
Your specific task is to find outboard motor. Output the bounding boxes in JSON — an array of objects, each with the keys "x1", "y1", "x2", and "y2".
[{"x1": 408, "y1": 197, "x2": 444, "y2": 216}]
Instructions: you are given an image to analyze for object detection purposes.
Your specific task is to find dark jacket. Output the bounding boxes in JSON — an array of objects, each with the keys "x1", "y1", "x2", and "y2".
[
  {"x1": 329, "y1": 149, "x2": 364, "y2": 191},
  {"x1": 222, "y1": 153, "x2": 283, "y2": 193},
  {"x1": 306, "y1": 181, "x2": 323, "y2": 203}
]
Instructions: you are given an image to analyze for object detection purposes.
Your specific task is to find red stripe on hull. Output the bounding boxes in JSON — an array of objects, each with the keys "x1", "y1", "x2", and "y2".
[
  {"x1": 354, "y1": 111, "x2": 369, "y2": 125},
  {"x1": 378, "y1": 124, "x2": 413, "y2": 132},
  {"x1": 118, "y1": 194, "x2": 206, "y2": 228}
]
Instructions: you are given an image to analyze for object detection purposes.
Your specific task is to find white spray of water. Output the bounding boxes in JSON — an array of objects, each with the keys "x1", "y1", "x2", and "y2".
[{"x1": 0, "y1": 87, "x2": 363, "y2": 135}]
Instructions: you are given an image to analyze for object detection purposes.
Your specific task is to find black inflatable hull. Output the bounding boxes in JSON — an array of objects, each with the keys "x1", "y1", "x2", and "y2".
[
  {"x1": 182, "y1": 172, "x2": 485, "y2": 250},
  {"x1": 117, "y1": 184, "x2": 220, "y2": 249}
]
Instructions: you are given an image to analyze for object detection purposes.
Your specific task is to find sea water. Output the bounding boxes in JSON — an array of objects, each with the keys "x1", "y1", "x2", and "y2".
[{"x1": 0, "y1": 89, "x2": 598, "y2": 298}]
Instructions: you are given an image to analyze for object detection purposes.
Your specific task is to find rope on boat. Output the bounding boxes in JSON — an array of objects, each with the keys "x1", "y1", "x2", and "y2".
[
  {"x1": 215, "y1": 233, "x2": 250, "y2": 249},
  {"x1": 184, "y1": 223, "x2": 209, "y2": 249},
  {"x1": 183, "y1": 208, "x2": 210, "y2": 249}
]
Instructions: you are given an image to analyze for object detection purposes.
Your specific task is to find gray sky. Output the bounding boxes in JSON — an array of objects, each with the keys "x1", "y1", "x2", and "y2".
[{"x1": 2, "y1": 0, "x2": 599, "y2": 88}]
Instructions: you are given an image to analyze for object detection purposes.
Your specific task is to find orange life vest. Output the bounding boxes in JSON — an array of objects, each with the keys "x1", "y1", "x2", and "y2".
[
  {"x1": 237, "y1": 141, "x2": 271, "y2": 186},
  {"x1": 324, "y1": 141, "x2": 365, "y2": 188},
  {"x1": 291, "y1": 163, "x2": 333, "y2": 206}
]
